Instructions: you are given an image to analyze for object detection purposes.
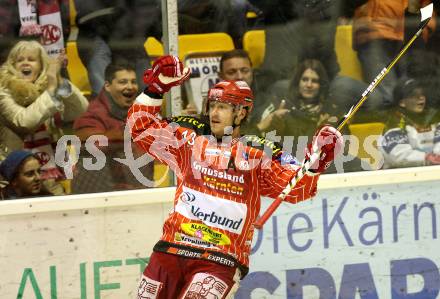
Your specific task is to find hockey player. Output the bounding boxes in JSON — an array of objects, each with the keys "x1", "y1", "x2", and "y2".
[{"x1": 128, "y1": 55, "x2": 343, "y2": 299}]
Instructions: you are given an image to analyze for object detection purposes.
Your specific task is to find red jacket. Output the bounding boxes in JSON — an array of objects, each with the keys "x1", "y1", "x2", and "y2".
[
  {"x1": 127, "y1": 91, "x2": 320, "y2": 275},
  {"x1": 73, "y1": 89, "x2": 124, "y2": 134}
]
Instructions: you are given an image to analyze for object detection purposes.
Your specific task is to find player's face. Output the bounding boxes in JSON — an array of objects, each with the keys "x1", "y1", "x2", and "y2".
[
  {"x1": 220, "y1": 57, "x2": 253, "y2": 87},
  {"x1": 14, "y1": 48, "x2": 42, "y2": 83},
  {"x1": 105, "y1": 70, "x2": 138, "y2": 108},
  {"x1": 11, "y1": 157, "x2": 42, "y2": 196},
  {"x1": 299, "y1": 68, "x2": 320, "y2": 100},
  {"x1": 399, "y1": 88, "x2": 426, "y2": 114},
  {"x1": 209, "y1": 101, "x2": 237, "y2": 137}
]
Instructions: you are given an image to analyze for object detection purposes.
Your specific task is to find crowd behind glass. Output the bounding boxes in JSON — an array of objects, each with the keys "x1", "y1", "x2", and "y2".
[{"x1": 0, "y1": 0, "x2": 439, "y2": 199}]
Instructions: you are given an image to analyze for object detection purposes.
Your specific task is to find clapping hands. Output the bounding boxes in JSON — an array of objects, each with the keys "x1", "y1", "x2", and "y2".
[{"x1": 47, "y1": 49, "x2": 67, "y2": 95}]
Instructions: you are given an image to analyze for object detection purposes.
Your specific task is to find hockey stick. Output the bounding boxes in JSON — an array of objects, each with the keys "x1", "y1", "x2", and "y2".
[{"x1": 254, "y1": 3, "x2": 434, "y2": 229}]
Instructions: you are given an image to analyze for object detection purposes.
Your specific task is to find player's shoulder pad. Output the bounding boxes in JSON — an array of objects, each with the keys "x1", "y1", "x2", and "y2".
[
  {"x1": 240, "y1": 135, "x2": 283, "y2": 157},
  {"x1": 170, "y1": 115, "x2": 210, "y2": 135}
]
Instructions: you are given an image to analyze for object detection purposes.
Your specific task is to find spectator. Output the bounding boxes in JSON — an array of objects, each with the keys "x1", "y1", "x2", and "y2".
[
  {"x1": 259, "y1": 58, "x2": 369, "y2": 173},
  {"x1": 255, "y1": 0, "x2": 384, "y2": 112},
  {"x1": 75, "y1": 0, "x2": 161, "y2": 96},
  {"x1": 182, "y1": 49, "x2": 291, "y2": 136},
  {"x1": 0, "y1": 40, "x2": 89, "y2": 195},
  {"x1": 404, "y1": 1, "x2": 439, "y2": 110},
  {"x1": 72, "y1": 61, "x2": 153, "y2": 193},
  {"x1": 380, "y1": 77, "x2": 440, "y2": 169},
  {"x1": 259, "y1": 59, "x2": 339, "y2": 139},
  {"x1": 352, "y1": 0, "x2": 434, "y2": 107},
  {"x1": 255, "y1": 0, "x2": 342, "y2": 80},
  {"x1": 182, "y1": 49, "x2": 254, "y2": 116},
  {"x1": 178, "y1": 0, "x2": 258, "y2": 47},
  {"x1": 218, "y1": 49, "x2": 254, "y2": 87},
  {"x1": 218, "y1": 49, "x2": 293, "y2": 136},
  {"x1": 0, "y1": 150, "x2": 51, "y2": 199}
]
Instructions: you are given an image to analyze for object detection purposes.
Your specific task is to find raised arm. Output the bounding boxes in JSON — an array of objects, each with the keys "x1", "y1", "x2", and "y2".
[{"x1": 127, "y1": 55, "x2": 191, "y2": 172}]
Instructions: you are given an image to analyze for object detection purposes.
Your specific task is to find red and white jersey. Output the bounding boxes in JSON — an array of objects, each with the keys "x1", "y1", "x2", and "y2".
[{"x1": 127, "y1": 92, "x2": 320, "y2": 273}]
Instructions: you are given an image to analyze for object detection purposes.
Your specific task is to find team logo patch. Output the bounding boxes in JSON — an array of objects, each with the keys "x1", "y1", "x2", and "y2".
[
  {"x1": 180, "y1": 191, "x2": 197, "y2": 203},
  {"x1": 209, "y1": 88, "x2": 224, "y2": 99},
  {"x1": 40, "y1": 24, "x2": 62, "y2": 45},
  {"x1": 34, "y1": 151, "x2": 50, "y2": 165},
  {"x1": 181, "y1": 273, "x2": 228, "y2": 298},
  {"x1": 137, "y1": 274, "x2": 162, "y2": 299}
]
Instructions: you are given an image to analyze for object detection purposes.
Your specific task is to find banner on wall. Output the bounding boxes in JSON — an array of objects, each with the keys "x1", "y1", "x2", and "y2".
[
  {"x1": 185, "y1": 56, "x2": 221, "y2": 113},
  {"x1": 0, "y1": 177, "x2": 439, "y2": 298}
]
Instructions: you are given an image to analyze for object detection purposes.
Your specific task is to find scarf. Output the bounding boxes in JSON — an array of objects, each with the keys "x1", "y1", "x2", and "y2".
[
  {"x1": 23, "y1": 117, "x2": 65, "y2": 180},
  {"x1": 18, "y1": 0, "x2": 64, "y2": 57},
  {"x1": 18, "y1": 0, "x2": 41, "y2": 36},
  {"x1": 107, "y1": 91, "x2": 130, "y2": 122}
]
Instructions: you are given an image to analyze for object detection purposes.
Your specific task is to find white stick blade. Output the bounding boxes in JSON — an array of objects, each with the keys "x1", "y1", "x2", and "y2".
[{"x1": 421, "y1": 3, "x2": 433, "y2": 22}]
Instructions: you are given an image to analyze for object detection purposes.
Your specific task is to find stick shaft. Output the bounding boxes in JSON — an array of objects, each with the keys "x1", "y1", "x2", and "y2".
[
  {"x1": 254, "y1": 17, "x2": 432, "y2": 230},
  {"x1": 336, "y1": 18, "x2": 430, "y2": 131}
]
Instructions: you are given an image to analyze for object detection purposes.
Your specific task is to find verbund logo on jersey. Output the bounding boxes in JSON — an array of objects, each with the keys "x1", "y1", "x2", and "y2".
[{"x1": 176, "y1": 187, "x2": 247, "y2": 234}]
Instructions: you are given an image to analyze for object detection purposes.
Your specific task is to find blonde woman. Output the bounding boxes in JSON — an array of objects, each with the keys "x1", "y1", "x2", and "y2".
[{"x1": 0, "y1": 40, "x2": 89, "y2": 195}]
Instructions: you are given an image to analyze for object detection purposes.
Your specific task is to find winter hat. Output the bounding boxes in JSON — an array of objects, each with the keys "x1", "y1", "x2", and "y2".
[
  {"x1": 393, "y1": 77, "x2": 423, "y2": 105},
  {"x1": 0, "y1": 150, "x2": 35, "y2": 181}
]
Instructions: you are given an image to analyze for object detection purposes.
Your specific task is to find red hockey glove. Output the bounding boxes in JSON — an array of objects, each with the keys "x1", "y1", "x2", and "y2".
[
  {"x1": 306, "y1": 125, "x2": 344, "y2": 173},
  {"x1": 143, "y1": 55, "x2": 191, "y2": 94},
  {"x1": 425, "y1": 153, "x2": 440, "y2": 165}
]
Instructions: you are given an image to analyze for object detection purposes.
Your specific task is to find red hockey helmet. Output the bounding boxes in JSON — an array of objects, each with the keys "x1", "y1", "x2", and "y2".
[{"x1": 206, "y1": 80, "x2": 254, "y2": 113}]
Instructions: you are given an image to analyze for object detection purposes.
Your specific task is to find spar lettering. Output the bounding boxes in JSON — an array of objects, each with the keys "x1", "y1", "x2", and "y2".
[{"x1": 240, "y1": 258, "x2": 440, "y2": 297}]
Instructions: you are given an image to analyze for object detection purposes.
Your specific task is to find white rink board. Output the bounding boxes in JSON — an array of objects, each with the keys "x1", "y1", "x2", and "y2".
[
  {"x1": 0, "y1": 188, "x2": 174, "y2": 299},
  {"x1": 1, "y1": 167, "x2": 440, "y2": 299},
  {"x1": 243, "y1": 180, "x2": 440, "y2": 298}
]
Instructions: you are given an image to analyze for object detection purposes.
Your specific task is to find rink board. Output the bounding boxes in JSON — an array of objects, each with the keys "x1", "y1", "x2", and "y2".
[{"x1": 1, "y1": 166, "x2": 440, "y2": 299}]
